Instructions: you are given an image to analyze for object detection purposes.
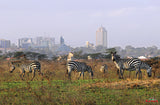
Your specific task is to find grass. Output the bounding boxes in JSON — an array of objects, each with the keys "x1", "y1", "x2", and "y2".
[
  {"x1": 0, "y1": 60, "x2": 159, "y2": 105},
  {"x1": 0, "y1": 79, "x2": 159, "y2": 105}
]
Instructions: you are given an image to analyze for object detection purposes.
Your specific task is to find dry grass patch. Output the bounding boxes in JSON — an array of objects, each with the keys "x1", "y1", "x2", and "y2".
[{"x1": 85, "y1": 79, "x2": 160, "y2": 89}]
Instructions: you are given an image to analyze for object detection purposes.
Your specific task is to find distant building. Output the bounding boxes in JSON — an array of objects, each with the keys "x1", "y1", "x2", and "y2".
[
  {"x1": 96, "y1": 26, "x2": 107, "y2": 47},
  {"x1": 60, "y1": 36, "x2": 64, "y2": 45},
  {"x1": 86, "y1": 41, "x2": 94, "y2": 48},
  {"x1": 34, "y1": 37, "x2": 55, "y2": 49},
  {"x1": 18, "y1": 38, "x2": 33, "y2": 48},
  {"x1": 56, "y1": 36, "x2": 71, "y2": 53},
  {"x1": 0, "y1": 39, "x2": 11, "y2": 48}
]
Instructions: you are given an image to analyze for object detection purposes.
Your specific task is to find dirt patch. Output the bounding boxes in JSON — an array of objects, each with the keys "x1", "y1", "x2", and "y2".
[{"x1": 85, "y1": 79, "x2": 160, "y2": 89}]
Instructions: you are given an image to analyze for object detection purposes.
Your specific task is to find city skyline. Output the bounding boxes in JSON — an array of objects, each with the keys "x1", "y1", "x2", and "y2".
[{"x1": 0, "y1": 0, "x2": 160, "y2": 48}]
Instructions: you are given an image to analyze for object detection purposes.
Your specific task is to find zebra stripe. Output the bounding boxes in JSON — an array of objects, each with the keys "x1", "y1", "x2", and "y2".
[
  {"x1": 67, "y1": 61, "x2": 93, "y2": 80},
  {"x1": 111, "y1": 52, "x2": 152, "y2": 79},
  {"x1": 9, "y1": 61, "x2": 42, "y2": 81}
]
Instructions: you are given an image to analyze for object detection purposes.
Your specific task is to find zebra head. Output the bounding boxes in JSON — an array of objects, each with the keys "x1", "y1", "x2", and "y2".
[
  {"x1": 87, "y1": 65, "x2": 93, "y2": 78},
  {"x1": 9, "y1": 65, "x2": 15, "y2": 73},
  {"x1": 147, "y1": 67, "x2": 152, "y2": 77},
  {"x1": 9, "y1": 62, "x2": 20, "y2": 73},
  {"x1": 111, "y1": 52, "x2": 120, "y2": 62}
]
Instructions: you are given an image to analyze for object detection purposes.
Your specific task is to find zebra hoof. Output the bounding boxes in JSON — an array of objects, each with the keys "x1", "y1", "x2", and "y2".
[{"x1": 119, "y1": 77, "x2": 123, "y2": 79}]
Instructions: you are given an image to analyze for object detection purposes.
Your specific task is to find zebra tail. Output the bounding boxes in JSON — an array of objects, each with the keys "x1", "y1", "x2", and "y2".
[
  {"x1": 91, "y1": 71, "x2": 93, "y2": 79},
  {"x1": 66, "y1": 69, "x2": 68, "y2": 74}
]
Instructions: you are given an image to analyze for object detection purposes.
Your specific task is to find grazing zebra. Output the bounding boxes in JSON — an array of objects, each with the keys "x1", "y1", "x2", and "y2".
[
  {"x1": 100, "y1": 64, "x2": 108, "y2": 73},
  {"x1": 111, "y1": 52, "x2": 152, "y2": 79},
  {"x1": 9, "y1": 61, "x2": 42, "y2": 81},
  {"x1": 67, "y1": 61, "x2": 93, "y2": 80}
]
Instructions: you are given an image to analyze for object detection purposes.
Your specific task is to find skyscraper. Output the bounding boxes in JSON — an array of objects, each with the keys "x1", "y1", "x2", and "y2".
[
  {"x1": 96, "y1": 26, "x2": 107, "y2": 47},
  {"x1": 60, "y1": 36, "x2": 64, "y2": 45},
  {"x1": 0, "y1": 39, "x2": 11, "y2": 48}
]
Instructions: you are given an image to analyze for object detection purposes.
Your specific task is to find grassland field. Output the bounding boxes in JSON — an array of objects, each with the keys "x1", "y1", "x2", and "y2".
[{"x1": 0, "y1": 59, "x2": 160, "y2": 105}]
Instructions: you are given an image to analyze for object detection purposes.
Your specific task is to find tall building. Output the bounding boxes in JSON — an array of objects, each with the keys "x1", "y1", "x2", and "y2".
[
  {"x1": 0, "y1": 39, "x2": 11, "y2": 48},
  {"x1": 18, "y1": 38, "x2": 33, "y2": 48},
  {"x1": 96, "y1": 26, "x2": 107, "y2": 47},
  {"x1": 34, "y1": 37, "x2": 55, "y2": 48},
  {"x1": 60, "y1": 36, "x2": 64, "y2": 45}
]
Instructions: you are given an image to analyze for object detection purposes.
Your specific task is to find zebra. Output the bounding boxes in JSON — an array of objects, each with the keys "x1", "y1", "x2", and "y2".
[
  {"x1": 111, "y1": 52, "x2": 152, "y2": 79},
  {"x1": 9, "y1": 61, "x2": 43, "y2": 81},
  {"x1": 100, "y1": 64, "x2": 108, "y2": 74},
  {"x1": 67, "y1": 61, "x2": 93, "y2": 80}
]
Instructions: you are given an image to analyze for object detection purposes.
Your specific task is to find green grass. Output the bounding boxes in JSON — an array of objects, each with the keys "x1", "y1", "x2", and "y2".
[{"x1": 0, "y1": 79, "x2": 159, "y2": 105}]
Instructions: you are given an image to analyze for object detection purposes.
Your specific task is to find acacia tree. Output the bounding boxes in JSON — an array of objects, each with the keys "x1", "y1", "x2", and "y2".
[{"x1": 14, "y1": 52, "x2": 24, "y2": 58}]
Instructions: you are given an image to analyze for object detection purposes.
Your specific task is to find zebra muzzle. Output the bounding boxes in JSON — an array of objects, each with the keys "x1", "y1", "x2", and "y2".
[
  {"x1": 148, "y1": 73, "x2": 151, "y2": 77},
  {"x1": 9, "y1": 71, "x2": 13, "y2": 73}
]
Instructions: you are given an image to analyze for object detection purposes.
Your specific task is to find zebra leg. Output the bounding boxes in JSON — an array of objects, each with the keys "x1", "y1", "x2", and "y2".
[
  {"x1": 66, "y1": 69, "x2": 68, "y2": 74},
  {"x1": 135, "y1": 70, "x2": 139, "y2": 79},
  {"x1": 139, "y1": 70, "x2": 142, "y2": 80},
  {"x1": 68, "y1": 73, "x2": 71, "y2": 80},
  {"x1": 82, "y1": 72, "x2": 84, "y2": 80},
  {"x1": 136, "y1": 67, "x2": 141, "y2": 80},
  {"x1": 118, "y1": 69, "x2": 121, "y2": 79},
  {"x1": 140, "y1": 71, "x2": 142, "y2": 80},
  {"x1": 78, "y1": 72, "x2": 82, "y2": 80},
  {"x1": 121, "y1": 69, "x2": 124, "y2": 79},
  {"x1": 117, "y1": 69, "x2": 119, "y2": 75},
  {"x1": 19, "y1": 73, "x2": 24, "y2": 81},
  {"x1": 31, "y1": 70, "x2": 35, "y2": 81},
  {"x1": 119, "y1": 69, "x2": 123, "y2": 79},
  {"x1": 38, "y1": 69, "x2": 43, "y2": 76},
  {"x1": 90, "y1": 71, "x2": 93, "y2": 80},
  {"x1": 67, "y1": 67, "x2": 72, "y2": 80},
  {"x1": 19, "y1": 69, "x2": 25, "y2": 81}
]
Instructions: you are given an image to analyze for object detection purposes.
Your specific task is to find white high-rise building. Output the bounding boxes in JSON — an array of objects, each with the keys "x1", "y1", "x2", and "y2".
[{"x1": 96, "y1": 26, "x2": 107, "y2": 47}]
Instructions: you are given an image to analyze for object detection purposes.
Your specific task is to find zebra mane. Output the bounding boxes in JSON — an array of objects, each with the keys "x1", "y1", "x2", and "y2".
[{"x1": 115, "y1": 54, "x2": 121, "y2": 60}]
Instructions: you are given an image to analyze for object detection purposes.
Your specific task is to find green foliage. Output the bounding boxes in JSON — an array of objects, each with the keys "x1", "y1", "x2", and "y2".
[
  {"x1": 106, "y1": 48, "x2": 116, "y2": 54},
  {"x1": 73, "y1": 50, "x2": 83, "y2": 59},
  {"x1": 13, "y1": 51, "x2": 24, "y2": 58},
  {"x1": 38, "y1": 54, "x2": 47, "y2": 60}
]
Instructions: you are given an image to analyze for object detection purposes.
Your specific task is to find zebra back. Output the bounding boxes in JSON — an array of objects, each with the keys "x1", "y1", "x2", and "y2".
[
  {"x1": 68, "y1": 61, "x2": 87, "y2": 72},
  {"x1": 30, "y1": 61, "x2": 41, "y2": 72}
]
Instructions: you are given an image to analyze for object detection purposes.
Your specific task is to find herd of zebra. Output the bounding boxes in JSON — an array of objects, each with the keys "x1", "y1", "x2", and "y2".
[{"x1": 8, "y1": 52, "x2": 152, "y2": 81}]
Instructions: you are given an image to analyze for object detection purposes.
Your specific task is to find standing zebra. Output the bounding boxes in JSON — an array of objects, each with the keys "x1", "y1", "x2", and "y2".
[
  {"x1": 67, "y1": 61, "x2": 93, "y2": 80},
  {"x1": 111, "y1": 52, "x2": 152, "y2": 79},
  {"x1": 100, "y1": 64, "x2": 108, "y2": 74},
  {"x1": 9, "y1": 61, "x2": 43, "y2": 81}
]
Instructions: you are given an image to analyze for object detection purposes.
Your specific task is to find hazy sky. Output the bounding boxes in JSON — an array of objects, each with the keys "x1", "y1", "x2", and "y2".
[{"x1": 0, "y1": 0, "x2": 160, "y2": 48}]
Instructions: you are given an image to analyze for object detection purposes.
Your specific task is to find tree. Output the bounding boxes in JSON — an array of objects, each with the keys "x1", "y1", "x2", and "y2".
[
  {"x1": 38, "y1": 54, "x2": 47, "y2": 60},
  {"x1": 14, "y1": 52, "x2": 24, "y2": 58},
  {"x1": 73, "y1": 50, "x2": 83, "y2": 59}
]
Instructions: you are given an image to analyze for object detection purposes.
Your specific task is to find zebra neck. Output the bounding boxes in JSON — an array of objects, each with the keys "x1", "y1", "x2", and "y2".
[
  {"x1": 113, "y1": 61, "x2": 120, "y2": 69},
  {"x1": 141, "y1": 63, "x2": 150, "y2": 69}
]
